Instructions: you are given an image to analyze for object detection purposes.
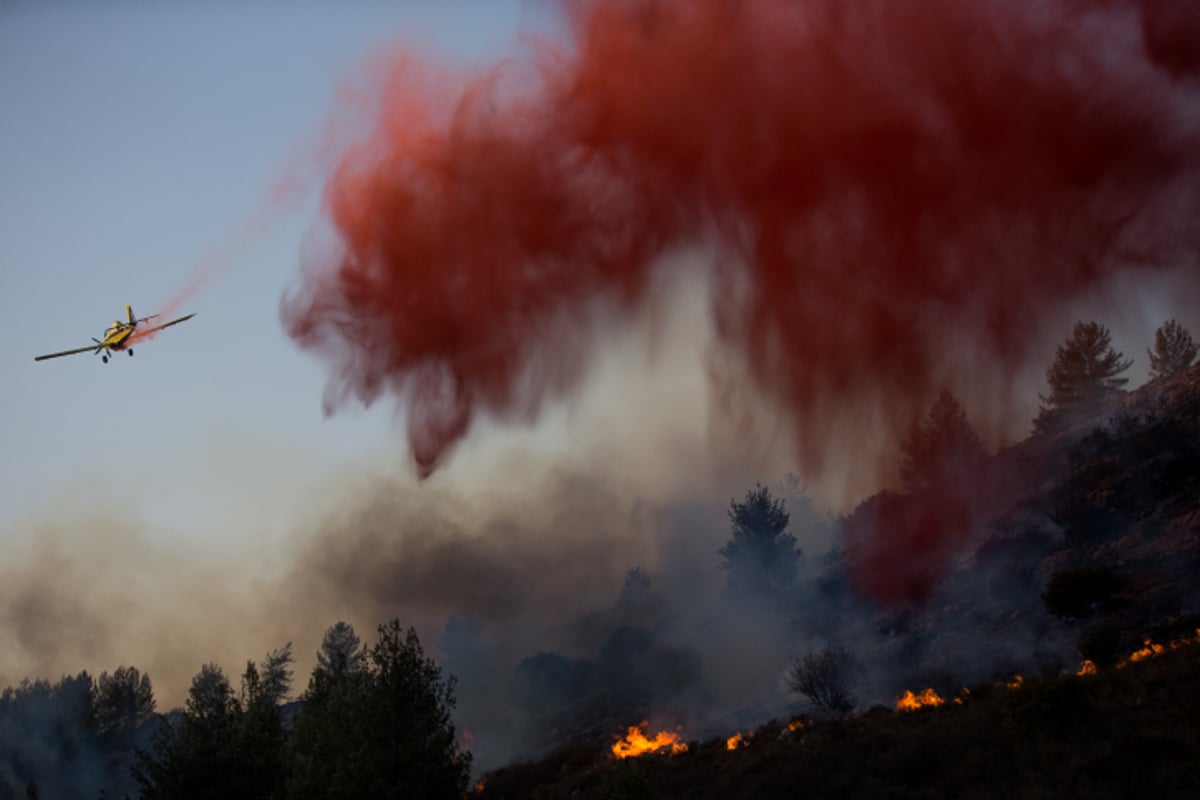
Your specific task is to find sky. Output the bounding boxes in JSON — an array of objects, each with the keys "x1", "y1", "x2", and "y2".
[{"x1": 0, "y1": 2, "x2": 547, "y2": 540}]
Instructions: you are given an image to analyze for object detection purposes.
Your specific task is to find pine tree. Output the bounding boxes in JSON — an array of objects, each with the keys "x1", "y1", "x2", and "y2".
[
  {"x1": 93, "y1": 666, "x2": 155, "y2": 740},
  {"x1": 718, "y1": 484, "x2": 801, "y2": 599},
  {"x1": 286, "y1": 620, "x2": 471, "y2": 800},
  {"x1": 1147, "y1": 318, "x2": 1197, "y2": 379},
  {"x1": 1035, "y1": 321, "x2": 1132, "y2": 431},
  {"x1": 899, "y1": 390, "x2": 986, "y2": 493}
]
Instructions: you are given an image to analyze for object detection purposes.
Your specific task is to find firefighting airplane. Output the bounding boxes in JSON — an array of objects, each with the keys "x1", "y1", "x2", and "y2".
[{"x1": 34, "y1": 305, "x2": 196, "y2": 363}]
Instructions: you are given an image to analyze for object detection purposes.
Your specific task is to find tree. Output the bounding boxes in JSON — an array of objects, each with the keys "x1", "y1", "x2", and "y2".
[
  {"x1": 1147, "y1": 318, "x2": 1197, "y2": 379},
  {"x1": 93, "y1": 666, "x2": 155, "y2": 740},
  {"x1": 286, "y1": 620, "x2": 471, "y2": 800},
  {"x1": 718, "y1": 483, "x2": 802, "y2": 599},
  {"x1": 136, "y1": 648, "x2": 293, "y2": 800},
  {"x1": 787, "y1": 644, "x2": 860, "y2": 717},
  {"x1": 315, "y1": 621, "x2": 365, "y2": 678},
  {"x1": 1036, "y1": 321, "x2": 1132, "y2": 431},
  {"x1": 236, "y1": 646, "x2": 294, "y2": 800},
  {"x1": 899, "y1": 390, "x2": 987, "y2": 493},
  {"x1": 135, "y1": 663, "x2": 242, "y2": 799},
  {"x1": 259, "y1": 643, "x2": 295, "y2": 705}
]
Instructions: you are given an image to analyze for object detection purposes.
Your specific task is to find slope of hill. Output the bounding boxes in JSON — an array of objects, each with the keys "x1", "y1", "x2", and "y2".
[{"x1": 476, "y1": 365, "x2": 1200, "y2": 797}]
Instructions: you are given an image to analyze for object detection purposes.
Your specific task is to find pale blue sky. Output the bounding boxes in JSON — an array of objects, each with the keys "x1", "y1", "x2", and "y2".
[{"x1": 0, "y1": 2, "x2": 550, "y2": 538}]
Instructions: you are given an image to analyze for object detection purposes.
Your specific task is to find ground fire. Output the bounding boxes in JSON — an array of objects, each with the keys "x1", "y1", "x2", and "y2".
[
  {"x1": 611, "y1": 722, "x2": 689, "y2": 759},
  {"x1": 1117, "y1": 629, "x2": 1200, "y2": 669},
  {"x1": 896, "y1": 688, "x2": 946, "y2": 711},
  {"x1": 725, "y1": 732, "x2": 751, "y2": 751}
]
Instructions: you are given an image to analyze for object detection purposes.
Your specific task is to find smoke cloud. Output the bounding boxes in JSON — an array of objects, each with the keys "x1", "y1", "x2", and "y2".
[{"x1": 284, "y1": 0, "x2": 1200, "y2": 482}]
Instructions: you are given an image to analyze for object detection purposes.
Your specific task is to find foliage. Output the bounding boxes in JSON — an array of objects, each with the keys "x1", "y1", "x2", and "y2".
[
  {"x1": 1036, "y1": 321, "x2": 1132, "y2": 431},
  {"x1": 94, "y1": 666, "x2": 156, "y2": 740},
  {"x1": 1041, "y1": 566, "x2": 1120, "y2": 619},
  {"x1": 787, "y1": 644, "x2": 860, "y2": 717},
  {"x1": 1147, "y1": 318, "x2": 1197, "y2": 379},
  {"x1": 316, "y1": 620, "x2": 366, "y2": 677},
  {"x1": 899, "y1": 390, "x2": 987, "y2": 493},
  {"x1": 718, "y1": 484, "x2": 802, "y2": 599},
  {"x1": 135, "y1": 646, "x2": 293, "y2": 800},
  {"x1": 286, "y1": 619, "x2": 471, "y2": 800}
]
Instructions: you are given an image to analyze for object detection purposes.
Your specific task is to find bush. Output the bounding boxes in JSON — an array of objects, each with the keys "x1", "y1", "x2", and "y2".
[
  {"x1": 1042, "y1": 566, "x2": 1120, "y2": 619},
  {"x1": 787, "y1": 645, "x2": 860, "y2": 717}
]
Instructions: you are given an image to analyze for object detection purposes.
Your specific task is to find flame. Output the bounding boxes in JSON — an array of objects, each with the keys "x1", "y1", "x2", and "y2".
[
  {"x1": 611, "y1": 721, "x2": 689, "y2": 759},
  {"x1": 786, "y1": 719, "x2": 804, "y2": 732},
  {"x1": 1005, "y1": 675, "x2": 1023, "y2": 689},
  {"x1": 1076, "y1": 659, "x2": 1098, "y2": 676},
  {"x1": 1123, "y1": 640, "x2": 1166, "y2": 665},
  {"x1": 952, "y1": 688, "x2": 971, "y2": 706},
  {"x1": 895, "y1": 688, "x2": 945, "y2": 711},
  {"x1": 475, "y1": 779, "x2": 485, "y2": 793},
  {"x1": 726, "y1": 732, "x2": 751, "y2": 751},
  {"x1": 1115, "y1": 629, "x2": 1200, "y2": 670}
]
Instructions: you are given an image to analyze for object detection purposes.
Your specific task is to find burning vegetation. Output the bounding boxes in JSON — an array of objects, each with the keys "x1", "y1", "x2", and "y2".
[
  {"x1": 725, "y1": 731, "x2": 751, "y2": 751},
  {"x1": 611, "y1": 722, "x2": 689, "y2": 759},
  {"x1": 895, "y1": 688, "x2": 945, "y2": 712}
]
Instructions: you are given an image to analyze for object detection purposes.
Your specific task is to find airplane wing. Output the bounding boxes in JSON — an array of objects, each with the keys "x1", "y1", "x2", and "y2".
[
  {"x1": 34, "y1": 345, "x2": 99, "y2": 361},
  {"x1": 140, "y1": 313, "x2": 196, "y2": 334}
]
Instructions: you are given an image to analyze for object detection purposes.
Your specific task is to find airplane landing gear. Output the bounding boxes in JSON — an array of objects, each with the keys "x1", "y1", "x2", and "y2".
[
  {"x1": 128, "y1": 348, "x2": 134, "y2": 356},
  {"x1": 102, "y1": 355, "x2": 108, "y2": 363}
]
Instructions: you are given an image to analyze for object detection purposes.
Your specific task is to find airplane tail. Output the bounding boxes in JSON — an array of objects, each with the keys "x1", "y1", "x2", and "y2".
[{"x1": 126, "y1": 304, "x2": 135, "y2": 325}]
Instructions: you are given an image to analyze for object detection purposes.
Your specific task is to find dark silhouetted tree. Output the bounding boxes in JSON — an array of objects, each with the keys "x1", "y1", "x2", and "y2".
[
  {"x1": 899, "y1": 390, "x2": 987, "y2": 493},
  {"x1": 1036, "y1": 321, "x2": 1132, "y2": 431},
  {"x1": 1147, "y1": 318, "x2": 1197, "y2": 379},
  {"x1": 93, "y1": 666, "x2": 155, "y2": 741},
  {"x1": 719, "y1": 484, "x2": 801, "y2": 599},
  {"x1": 136, "y1": 646, "x2": 292, "y2": 800},
  {"x1": 315, "y1": 621, "x2": 365, "y2": 677},
  {"x1": 236, "y1": 645, "x2": 294, "y2": 799},
  {"x1": 286, "y1": 620, "x2": 471, "y2": 800},
  {"x1": 0, "y1": 672, "x2": 101, "y2": 798},
  {"x1": 135, "y1": 663, "x2": 241, "y2": 799},
  {"x1": 787, "y1": 644, "x2": 860, "y2": 717}
]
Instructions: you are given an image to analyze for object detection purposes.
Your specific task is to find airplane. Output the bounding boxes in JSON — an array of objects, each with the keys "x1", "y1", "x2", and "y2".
[{"x1": 34, "y1": 304, "x2": 196, "y2": 363}]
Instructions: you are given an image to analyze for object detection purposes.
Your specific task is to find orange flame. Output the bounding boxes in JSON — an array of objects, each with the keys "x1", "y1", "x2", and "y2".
[
  {"x1": 1115, "y1": 629, "x2": 1200, "y2": 670},
  {"x1": 952, "y1": 688, "x2": 971, "y2": 706},
  {"x1": 1123, "y1": 639, "x2": 1166, "y2": 665},
  {"x1": 474, "y1": 779, "x2": 485, "y2": 793},
  {"x1": 726, "y1": 731, "x2": 751, "y2": 750},
  {"x1": 895, "y1": 688, "x2": 945, "y2": 711},
  {"x1": 1005, "y1": 675, "x2": 1023, "y2": 689},
  {"x1": 1076, "y1": 659, "x2": 1098, "y2": 675},
  {"x1": 611, "y1": 721, "x2": 689, "y2": 759},
  {"x1": 786, "y1": 719, "x2": 805, "y2": 732}
]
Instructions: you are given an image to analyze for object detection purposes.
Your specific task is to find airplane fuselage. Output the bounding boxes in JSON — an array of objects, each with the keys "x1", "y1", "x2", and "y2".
[{"x1": 101, "y1": 322, "x2": 135, "y2": 350}]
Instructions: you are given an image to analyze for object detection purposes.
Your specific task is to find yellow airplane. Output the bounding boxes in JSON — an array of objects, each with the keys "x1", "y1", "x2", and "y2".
[{"x1": 34, "y1": 304, "x2": 196, "y2": 363}]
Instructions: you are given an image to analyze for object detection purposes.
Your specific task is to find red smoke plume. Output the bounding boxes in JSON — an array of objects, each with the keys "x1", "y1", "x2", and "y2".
[{"x1": 282, "y1": 1, "x2": 1200, "y2": 600}]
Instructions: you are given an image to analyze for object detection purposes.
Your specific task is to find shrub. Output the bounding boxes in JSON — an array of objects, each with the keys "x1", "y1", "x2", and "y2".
[{"x1": 787, "y1": 645, "x2": 861, "y2": 717}]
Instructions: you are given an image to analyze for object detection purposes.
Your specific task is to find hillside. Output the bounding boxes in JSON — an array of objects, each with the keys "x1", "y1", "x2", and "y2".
[
  {"x1": 477, "y1": 635, "x2": 1200, "y2": 799},
  {"x1": 475, "y1": 365, "x2": 1200, "y2": 797}
]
